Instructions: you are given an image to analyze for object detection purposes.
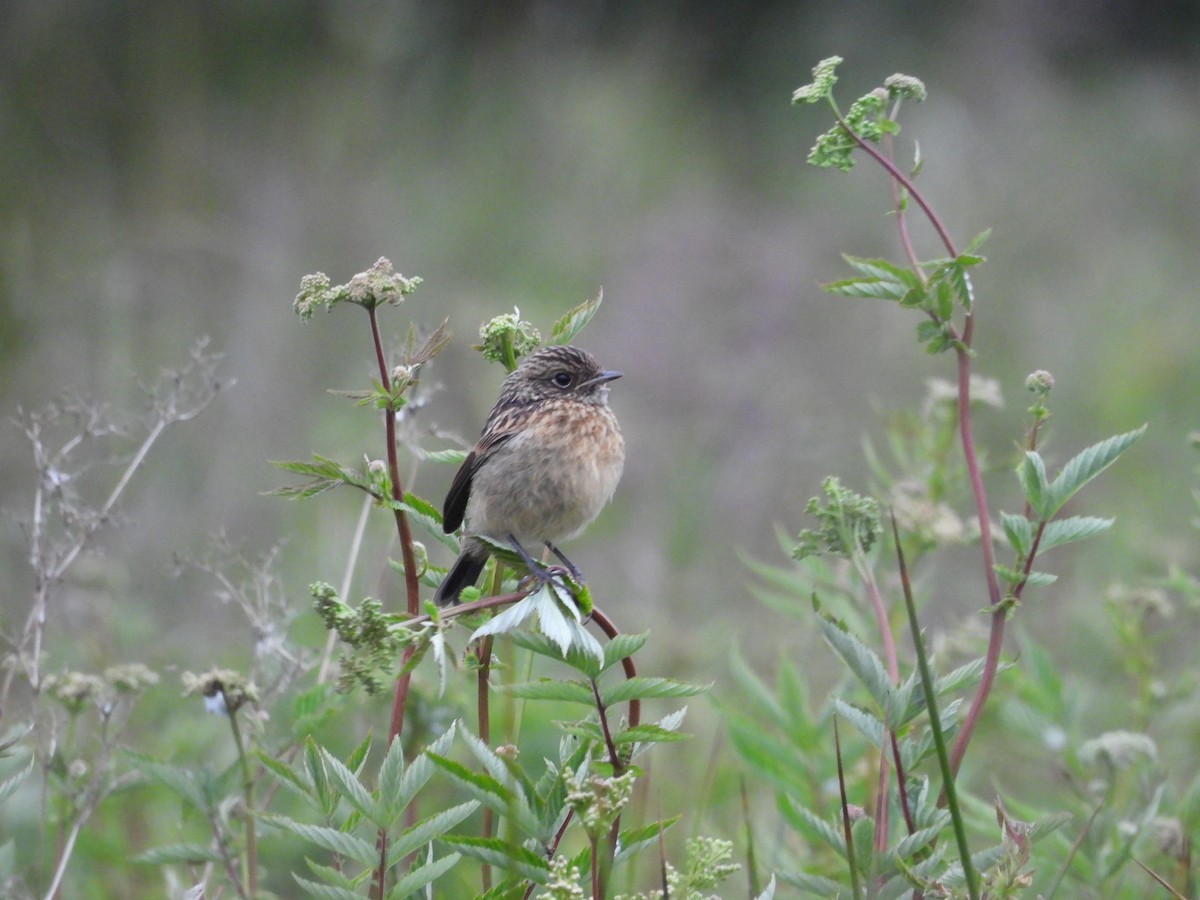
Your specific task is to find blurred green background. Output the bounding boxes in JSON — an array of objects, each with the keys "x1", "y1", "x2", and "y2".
[{"x1": 3, "y1": 0, "x2": 1200, "y2": 878}]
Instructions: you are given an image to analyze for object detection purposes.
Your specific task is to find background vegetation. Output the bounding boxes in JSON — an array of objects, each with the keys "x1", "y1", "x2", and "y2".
[{"x1": 2, "y1": 2, "x2": 1200, "y2": 896}]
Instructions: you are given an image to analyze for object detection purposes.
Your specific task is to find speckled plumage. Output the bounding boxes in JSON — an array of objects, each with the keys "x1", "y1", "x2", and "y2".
[{"x1": 434, "y1": 346, "x2": 625, "y2": 605}]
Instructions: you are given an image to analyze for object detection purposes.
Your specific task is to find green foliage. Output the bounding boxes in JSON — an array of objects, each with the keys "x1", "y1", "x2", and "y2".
[
  {"x1": 793, "y1": 476, "x2": 882, "y2": 560},
  {"x1": 720, "y1": 56, "x2": 1186, "y2": 900}
]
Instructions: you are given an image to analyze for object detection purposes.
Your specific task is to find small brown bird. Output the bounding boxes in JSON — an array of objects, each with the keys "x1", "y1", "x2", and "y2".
[{"x1": 434, "y1": 345, "x2": 625, "y2": 605}]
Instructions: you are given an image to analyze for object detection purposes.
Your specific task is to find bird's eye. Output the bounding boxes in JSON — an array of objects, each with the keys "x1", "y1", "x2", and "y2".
[{"x1": 552, "y1": 371, "x2": 573, "y2": 388}]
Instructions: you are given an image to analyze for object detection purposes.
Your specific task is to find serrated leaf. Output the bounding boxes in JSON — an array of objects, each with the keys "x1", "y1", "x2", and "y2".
[
  {"x1": 600, "y1": 676, "x2": 708, "y2": 707},
  {"x1": 498, "y1": 678, "x2": 595, "y2": 705},
  {"x1": 302, "y1": 858, "x2": 360, "y2": 890},
  {"x1": 387, "y1": 852, "x2": 462, "y2": 899},
  {"x1": 612, "y1": 723, "x2": 690, "y2": 745},
  {"x1": 1019, "y1": 451, "x2": 1050, "y2": 519},
  {"x1": 1039, "y1": 515, "x2": 1114, "y2": 551},
  {"x1": 614, "y1": 816, "x2": 681, "y2": 863},
  {"x1": 292, "y1": 872, "x2": 365, "y2": 900},
  {"x1": 320, "y1": 745, "x2": 384, "y2": 825},
  {"x1": 377, "y1": 735, "x2": 408, "y2": 826},
  {"x1": 842, "y1": 255, "x2": 921, "y2": 286},
  {"x1": 398, "y1": 493, "x2": 459, "y2": 552},
  {"x1": 602, "y1": 632, "x2": 649, "y2": 672},
  {"x1": 439, "y1": 835, "x2": 551, "y2": 883},
  {"x1": 261, "y1": 815, "x2": 378, "y2": 865},
  {"x1": 134, "y1": 842, "x2": 225, "y2": 866},
  {"x1": 824, "y1": 276, "x2": 909, "y2": 301},
  {"x1": 550, "y1": 290, "x2": 603, "y2": 345},
  {"x1": 428, "y1": 754, "x2": 514, "y2": 805},
  {"x1": 832, "y1": 699, "x2": 884, "y2": 746},
  {"x1": 257, "y1": 751, "x2": 310, "y2": 803},
  {"x1": 892, "y1": 822, "x2": 947, "y2": 860},
  {"x1": 818, "y1": 616, "x2": 894, "y2": 715},
  {"x1": 304, "y1": 738, "x2": 336, "y2": 818},
  {"x1": 780, "y1": 871, "x2": 846, "y2": 894},
  {"x1": 779, "y1": 796, "x2": 845, "y2": 856},
  {"x1": 385, "y1": 802, "x2": 478, "y2": 865},
  {"x1": 1000, "y1": 511, "x2": 1034, "y2": 556},
  {"x1": 1043, "y1": 425, "x2": 1147, "y2": 517}
]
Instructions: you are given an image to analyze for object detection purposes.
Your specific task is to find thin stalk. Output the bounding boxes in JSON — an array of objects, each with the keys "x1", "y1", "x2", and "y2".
[
  {"x1": 478, "y1": 634, "x2": 495, "y2": 893},
  {"x1": 223, "y1": 691, "x2": 257, "y2": 900},
  {"x1": 854, "y1": 109, "x2": 1007, "y2": 776},
  {"x1": 891, "y1": 514, "x2": 978, "y2": 900},
  {"x1": 833, "y1": 717, "x2": 863, "y2": 900}
]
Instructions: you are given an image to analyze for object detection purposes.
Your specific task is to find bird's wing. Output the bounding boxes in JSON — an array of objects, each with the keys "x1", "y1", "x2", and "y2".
[{"x1": 441, "y1": 425, "x2": 519, "y2": 533}]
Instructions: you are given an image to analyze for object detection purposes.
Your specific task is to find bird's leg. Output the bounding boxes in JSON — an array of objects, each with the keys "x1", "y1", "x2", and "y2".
[
  {"x1": 545, "y1": 543, "x2": 583, "y2": 583},
  {"x1": 506, "y1": 534, "x2": 569, "y2": 587}
]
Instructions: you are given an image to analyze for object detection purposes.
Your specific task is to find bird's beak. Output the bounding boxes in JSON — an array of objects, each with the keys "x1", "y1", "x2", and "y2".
[{"x1": 581, "y1": 370, "x2": 622, "y2": 388}]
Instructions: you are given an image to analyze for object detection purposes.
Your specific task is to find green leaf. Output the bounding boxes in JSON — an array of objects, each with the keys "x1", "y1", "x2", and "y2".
[
  {"x1": 993, "y1": 564, "x2": 1057, "y2": 588},
  {"x1": 261, "y1": 815, "x2": 379, "y2": 865},
  {"x1": 398, "y1": 493, "x2": 459, "y2": 552},
  {"x1": 428, "y1": 754, "x2": 514, "y2": 806},
  {"x1": 498, "y1": 678, "x2": 595, "y2": 705},
  {"x1": 1000, "y1": 511, "x2": 1034, "y2": 556},
  {"x1": 1039, "y1": 515, "x2": 1114, "y2": 551},
  {"x1": 257, "y1": 751, "x2": 311, "y2": 803},
  {"x1": 612, "y1": 723, "x2": 690, "y2": 745},
  {"x1": 439, "y1": 835, "x2": 551, "y2": 884},
  {"x1": 779, "y1": 796, "x2": 845, "y2": 856},
  {"x1": 387, "y1": 852, "x2": 463, "y2": 899},
  {"x1": 1019, "y1": 452, "x2": 1050, "y2": 519},
  {"x1": 614, "y1": 816, "x2": 681, "y2": 863},
  {"x1": 602, "y1": 632, "x2": 649, "y2": 672},
  {"x1": 832, "y1": 699, "x2": 884, "y2": 747},
  {"x1": 304, "y1": 738, "x2": 336, "y2": 818},
  {"x1": 818, "y1": 615, "x2": 893, "y2": 715},
  {"x1": 320, "y1": 745, "x2": 384, "y2": 826},
  {"x1": 842, "y1": 255, "x2": 921, "y2": 286},
  {"x1": 1043, "y1": 425, "x2": 1147, "y2": 517},
  {"x1": 963, "y1": 228, "x2": 992, "y2": 255},
  {"x1": 550, "y1": 290, "x2": 603, "y2": 345},
  {"x1": 134, "y1": 842, "x2": 225, "y2": 866},
  {"x1": 292, "y1": 872, "x2": 365, "y2": 900},
  {"x1": 600, "y1": 676, "x2": 708, "y2": 707},
  {"x1": 385, "y1": 802, "x2": 478, "y2": 866},
  {"x1": 376, "y1": 735, "x2": 408, "y2": 826},
  {"x1": 825, "y1": 277, "x2": 909, "y2": 301}
]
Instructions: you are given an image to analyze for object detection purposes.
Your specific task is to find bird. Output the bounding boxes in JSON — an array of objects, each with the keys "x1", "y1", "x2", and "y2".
[{"x1": 433, "y1": 345, "x2": 625, "y2": 605}]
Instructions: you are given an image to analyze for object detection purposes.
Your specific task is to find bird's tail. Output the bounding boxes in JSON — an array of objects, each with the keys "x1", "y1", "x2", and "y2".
[{"x1": 433, "y1": 541, "x2": 489, "y2": 605}]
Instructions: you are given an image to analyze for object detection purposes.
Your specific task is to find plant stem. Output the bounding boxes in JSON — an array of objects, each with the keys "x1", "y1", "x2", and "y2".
[
  {"x1": 892, "y1": 514, "x2": 979, "y2": 900},
  {"x1": 223, "y1": 692, "x2": 257, "y2": 900},
  {"x1": 833, "y1": 717, "x2": 863, "y2": 900},
  {"x1": 857, "y1": 109, "x2": 1007, "y2": 778},
  {"x1": 478, "y1": 634, "x2": 494, "y2": 893}
]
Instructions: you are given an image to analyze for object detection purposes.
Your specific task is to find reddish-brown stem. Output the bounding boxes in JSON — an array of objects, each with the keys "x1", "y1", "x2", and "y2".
[
  {"x1": 366, "y1": 306, "x2": 421, "y2": 620},
  {"x1": 836, "y1": 110, "x2": 958, "y2": 258},
  {"x1": 946, "y1": 344, "x2": 1004, "y2": 777},
  {"x1": 859, "y1": 112, "x2": 1008, "y2": 779},
  {"x1": 364, "y1": 304, "x2": 423, "y2": 899},
  {"x1": 589, "y1": 607, "x2": 641, "y2": 728}
]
